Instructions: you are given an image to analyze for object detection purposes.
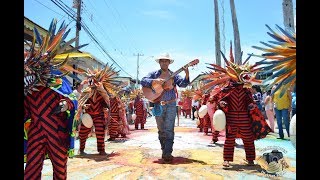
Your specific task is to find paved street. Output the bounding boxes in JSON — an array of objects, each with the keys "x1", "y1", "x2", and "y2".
[{"x1": 38, "y1": 115, "x2": 296, "y2": 179}]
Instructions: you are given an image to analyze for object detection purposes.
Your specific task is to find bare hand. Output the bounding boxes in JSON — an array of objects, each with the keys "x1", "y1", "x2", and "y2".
[
  {"x1": 59, "y1": 99, "x2": 68, "y2": 112},
  {"x1": 83, "y1": 104, "x2": 90, "y2": 109},
  {"x1": 219, "y1": 101, "x2": 227, "y2": 107},
  {"x1": 183, "y1": 66, "x2": 189, "y2": 75},
  {"x1": 248, "y1": 103, "x2": 256, "y2": 110}
]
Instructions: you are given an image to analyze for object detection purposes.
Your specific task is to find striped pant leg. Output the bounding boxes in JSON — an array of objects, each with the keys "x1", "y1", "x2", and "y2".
[
  {"x1": 108, "y1": 116, "x2": 119, "y2": 138},
  {"x1": 79, "y1": 124, "x2": 92, "y2": 151},
  {"x1": 203, "y1": 114, "x2": 211, "y2": 133},
  {"x1": 239, "y1": 125, "x2": 256, "y2": 161},
  {"x1": 212, "y1": 130, "x2": 220, "y2": 142},
  {"x1": 198, "y1": 117, "x2": 204, "y2": 130},
  {"x1": 134, "y1": 117, "x2": 139, "y2": 128},
  {"x1": 92, "y1": 116, "x2": 106, "y2": 152},
  {"x1": 47, "y1": 131, "x2": 69, "y2": 180},
  {"x1": 24, "y1": 126, "x2": 46, "y2": 180},
  {"x1": 223, "y1": 125, "x2": 237, "y2": 161}
]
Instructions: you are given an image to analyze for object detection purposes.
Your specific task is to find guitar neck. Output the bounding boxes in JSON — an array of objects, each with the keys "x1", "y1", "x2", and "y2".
[
  {"x1": 161, "y1": 59, "x2": 198, "y2": 84},
  {"x1": 164, "y1": 67, "x2": 184, "y2": 82}
]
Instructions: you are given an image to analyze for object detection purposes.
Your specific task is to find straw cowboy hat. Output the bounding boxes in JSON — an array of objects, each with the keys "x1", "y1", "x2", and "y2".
[{"x1": 155, "y1": 53, "x2": 174, "y2": 64}]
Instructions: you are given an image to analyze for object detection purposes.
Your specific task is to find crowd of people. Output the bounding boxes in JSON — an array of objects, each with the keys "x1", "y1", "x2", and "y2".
[{"x1": 24, "y1": 17, "x2": 296, "y2": 178}]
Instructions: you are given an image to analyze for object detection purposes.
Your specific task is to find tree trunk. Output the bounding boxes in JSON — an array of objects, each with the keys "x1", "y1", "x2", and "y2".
[
  {"x1": 214, "y1": 0, "x2": 221, "y2": 66},
  {"x1": 282, "y1": 0, "x2": 295, "y2": 32},
  {"x1": 230, "y1": 0, "x2": 241, "y2": 64}
]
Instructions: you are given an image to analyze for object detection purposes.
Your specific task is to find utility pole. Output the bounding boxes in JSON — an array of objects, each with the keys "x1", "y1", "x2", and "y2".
[
  {"x1": 214, "y1": 0, "x2": 221, "y2": 66},
  {"x1": 282, "y1": 0, "x2": 295, "y2": 32},
  {"x1": 73, "y1": 0, "x2": 82, "y2": 87},
  {"x1": 134, "y1": 53, "x2": 144, "y2": 89},
  {"x1": 230, "y1": 0, "x2": 242, "y2": 64}
]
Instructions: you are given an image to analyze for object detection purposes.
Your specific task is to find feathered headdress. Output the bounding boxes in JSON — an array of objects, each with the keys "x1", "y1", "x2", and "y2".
[
  {"x1": 129, "y1": 89, "x2": 143, "y2": 100},
  {"x1": 77, "y1": 63, "x2": 121, "y2": 108},
  {"x1": 202, "y1": 42, "x2": 262, "y2": 91},
  {"x1": 24, "y1": 18, "x2": 91, "y2": 96},
  {"x1": 252, "y1": 25, "x2": 296, "y2": 97},
  {"x1": 181, "y1": 89, "x2": 193, "y2": 98}
]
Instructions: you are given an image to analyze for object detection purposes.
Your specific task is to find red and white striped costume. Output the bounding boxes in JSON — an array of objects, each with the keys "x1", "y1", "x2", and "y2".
[
  {"x1": 79, "y1": 93, "x2": 108, "y2": 153},
  {"x1": 24, "y1": 86, "x2": 74, "y2": 180},
  {"x1": 211, "y1": 82, "x2": 271, "y2": 162},
  {"x1": 108, "y1": 97, "x2": 127, "y2": 138},
  {"x1": 134, "y1": 97, "x2": 146, "y2": 129}
]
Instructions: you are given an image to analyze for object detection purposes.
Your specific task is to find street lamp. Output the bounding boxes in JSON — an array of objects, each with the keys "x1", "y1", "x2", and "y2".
[{"x1": 135, "y1": 55, "x2": 154, "y2": 89}]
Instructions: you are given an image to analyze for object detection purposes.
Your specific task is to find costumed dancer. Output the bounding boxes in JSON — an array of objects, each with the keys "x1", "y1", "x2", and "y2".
[
  {"x1": 182, "y1": 92, "x2": 192, "y2": 118},
  {"x1": 203, "y1": 43, "x2": 272, "y2": 167},
  {"x1": 207, "y1": 86, "x2": 222, "y2": 143},
  {"x1": 120, "y1": 96, "x2": 131, "y2": 135},
  {"x1": 201, "y1": 93, "x2": 212, "y2": 135},
  {"x1": 108, "y1": 94, "x2": 128, "y2": 140},
  {"x1": 75, "y1": 64, "x2": 120, "y2": 154},
  {"x1": 133, "y1": 90, "x2": 146, "y2": 130},
  {"x1": 24, "y1": 19, "x2": 90, "y2": 180}
]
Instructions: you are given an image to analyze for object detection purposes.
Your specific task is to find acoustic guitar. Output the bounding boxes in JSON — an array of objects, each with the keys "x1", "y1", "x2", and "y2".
[{"x1": 142, "y1": 59, "x2": 199, "y2": 102}]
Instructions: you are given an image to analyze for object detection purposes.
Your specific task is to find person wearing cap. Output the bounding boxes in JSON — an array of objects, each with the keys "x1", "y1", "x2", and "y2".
[{"x1": 141, "y1": 53, "x2": 190, "y2": 163}]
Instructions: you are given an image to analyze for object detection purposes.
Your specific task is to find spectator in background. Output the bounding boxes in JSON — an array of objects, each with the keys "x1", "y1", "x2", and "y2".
[
  {"x1": 272, "y1": 85, "x2": 291, "y2": 140},
  {"x1": 191, "y1": 98, "x2": 199, "y2": 121},
  {"x1": 252, "y1": 85, "x2": 263, "y2": 111},
  {"x1": 264, "y1": 90, "x2": 275, "y2": 132},
  {"x1": 72, "y1": 81, "x2": 83, "y2": 99}
]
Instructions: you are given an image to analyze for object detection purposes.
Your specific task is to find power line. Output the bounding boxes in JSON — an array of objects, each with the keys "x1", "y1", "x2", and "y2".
[
  {"x1": 81, "y1": 4, "x2": 130, "y2": 63},
  {"x1": 102, "y1": 0, "x2": 140, "y2": 53},
  {"x1": 80, "y1": 21, "x2": 133, "y2": 77},
  {"x1": 50, "y1": 0, "x2": 133, "y2": 78},
  {"x1": 33, "y1": 0, "x2": 65, "y2": 17}
]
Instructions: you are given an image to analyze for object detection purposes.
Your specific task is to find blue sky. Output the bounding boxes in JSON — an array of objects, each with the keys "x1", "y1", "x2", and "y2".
[{"x1": 24, "y1": 0, "x2": 296, "y2": 82}]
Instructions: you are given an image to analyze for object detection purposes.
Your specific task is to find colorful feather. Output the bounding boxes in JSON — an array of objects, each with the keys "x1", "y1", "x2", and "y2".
[{"x1": 252, "y1": 24, "x2": 296, "y2": 97}]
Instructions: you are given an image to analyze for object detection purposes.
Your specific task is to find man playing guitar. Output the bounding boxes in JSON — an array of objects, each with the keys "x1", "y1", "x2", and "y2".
[{"x1": 141, "y1": 53, "x2": 191, "y2": 163}]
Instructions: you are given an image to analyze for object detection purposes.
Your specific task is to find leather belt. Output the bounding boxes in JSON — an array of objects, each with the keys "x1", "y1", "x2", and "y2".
[{"x1": 160, "y1": 99, "x2": 176, "y2": 106}]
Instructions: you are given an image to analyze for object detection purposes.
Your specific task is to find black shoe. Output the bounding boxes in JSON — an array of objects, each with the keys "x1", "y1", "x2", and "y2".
[
  {"x1": 163, "y1": 155, "x2": 174, "y2": 163},
  {"x1": 277, "y1": 137, "x2": 284, "y2": 140},
  {"x1": 243, "y1": 159, "x2": 255, "y2": 166},
  {"x1": 107, "y1": 137, "x2": 115, "y2": 141},
  {"x1": 79, "y1": 151, "x2": 88, "y2": 156},
  {"x1": 211, "y1": 139, "x2": 218, "y2": 144},
  {"x1": 121, "y1": 134, "x2": 127, "y2": 138}
]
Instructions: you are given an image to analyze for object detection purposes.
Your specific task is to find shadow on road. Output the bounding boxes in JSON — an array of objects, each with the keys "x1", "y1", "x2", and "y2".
[
  {"x1": 153, "y1": 157, "x2": 208, "y2": 165},
  {"x1": 73, "y1": 151, "x2": 120, "y2": 162},
  {"x1": 105, "y1": 138, "x2": 129, "y2": 143},
  {"x1": 222, "y1": 163, "x2": 263, "y2": 172}
]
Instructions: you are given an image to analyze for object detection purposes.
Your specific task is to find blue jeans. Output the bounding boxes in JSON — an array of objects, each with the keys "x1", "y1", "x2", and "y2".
[
  {"x1": 155, "y1": 101, "x2": 176, "y2": 156},
  {"x1": 291, "y1": 108, "x2": 296, "y2": 117},
  {"x1": 274, "y1": 108, "x2": 290, "y2": 138}
]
